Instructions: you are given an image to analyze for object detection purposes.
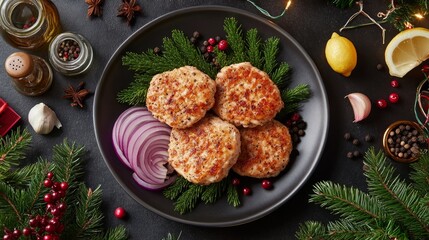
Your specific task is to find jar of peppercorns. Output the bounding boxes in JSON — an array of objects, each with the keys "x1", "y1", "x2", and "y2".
[
  {"x1": 382, "y1": 120, "x2": 427, "y2": 163},
  {"x1": 0, "y1": 0, "x2": 62, "y2": 49},
  {"x1": 48, "y1": 32, "x2": 93, "y2": 76}
]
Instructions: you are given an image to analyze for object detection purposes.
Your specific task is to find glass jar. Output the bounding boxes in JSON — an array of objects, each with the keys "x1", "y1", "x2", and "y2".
[
  {"x1": 0, "y1": 0, "x2": 61, "y2": 49},
  {"x1": 4, "y1": 51, "x2": 53, "y2": 96},
  {"x1": 48, "y1": 32, "x2": 93, "y2": 76}
]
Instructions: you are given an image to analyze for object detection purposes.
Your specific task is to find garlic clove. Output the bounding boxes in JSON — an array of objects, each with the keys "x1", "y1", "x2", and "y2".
[
  {"x1": 28, "y1": 103, "x2": 62, "y2": 134},
  {"x1": 345, "y1": 93, "x2": 371, "y2": 123}
]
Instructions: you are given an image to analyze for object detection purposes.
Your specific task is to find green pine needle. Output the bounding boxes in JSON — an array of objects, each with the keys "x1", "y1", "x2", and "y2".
[
  {"x1": 263, "y1": 37, "x2": 280, "y2": 75},
  {"x1": 310, "y1": 181, "x2": 387, "y2": 224},
  {"x1": 173, "y1": 184, "x2": 204, "y2": 214},
  {"x1": 246, "y1": 28, "x2": 262, "y2": 69},
  {"x1": 224, "y1": 17, "x2": 246, "y2": 63},
  {"x1": 163, "y1": 176, "x2": 191, "y2": 201},
  {"x1": 329, "y1": 0, "x2": 355, "y2": 8},
  {"x1": 297, "y1": 147, "x2": 429, "y2": 239},
  {"x1": 0, "y1": 127, "x2": 31, "y2": 176},
  {"x1": 279, "y1": 84, "x2": 311, "y2": 117}
]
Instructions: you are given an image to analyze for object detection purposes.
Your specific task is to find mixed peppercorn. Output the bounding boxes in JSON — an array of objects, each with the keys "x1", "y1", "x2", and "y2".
[
  {"x1": 385, "y1": 122, "x2": 426, "y2": 161},
  {"x1": 57, "y1": 39, "x2": 80, "y2": 62}
]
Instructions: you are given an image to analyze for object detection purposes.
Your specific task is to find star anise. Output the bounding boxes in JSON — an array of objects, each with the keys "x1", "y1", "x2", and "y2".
[
  {"x1": 85, "y1": 0, "x2": 103, "y2": 17},
  {"x1": 63, "y1": 82, "x2": 90, "y2": 108},
  {"x1": 117, "y1": 0, "x2": 142, "y2": 25}
]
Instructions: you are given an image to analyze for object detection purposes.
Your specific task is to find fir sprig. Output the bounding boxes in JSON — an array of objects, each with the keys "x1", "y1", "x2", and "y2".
[
  {"x1": 163, "y1": 176, "x2": 240, "y2": 214},
  {"x1": 296, "y1": 147, "x2": 429, "y2": 239},
  {"x1": 0, "y1": 127, "x2": 31, "y2": 177},
  {"x1": 0, "y1": 128, "x2": 127, "y2": 239}
]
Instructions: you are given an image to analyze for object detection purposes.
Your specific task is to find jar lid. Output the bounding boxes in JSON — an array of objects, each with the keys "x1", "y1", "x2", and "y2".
[{"x1": 5, "y1": 52, "x2": 34, "y2": 78}]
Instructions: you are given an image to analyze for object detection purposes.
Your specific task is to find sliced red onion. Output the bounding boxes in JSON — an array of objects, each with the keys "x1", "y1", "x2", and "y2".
[{"x1": 112, "y1": 107, "x2": 175, "y2": 190}]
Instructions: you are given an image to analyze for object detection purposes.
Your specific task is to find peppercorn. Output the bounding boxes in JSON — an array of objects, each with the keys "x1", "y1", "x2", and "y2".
[
  {"x1": 352, "y1": 139, "x2": 360, "y2": 145},
  {"x1": 192, "y1": 31, "x2": 200, "y2": 39},
  {"x1": 376, "y1": 63, "x2": 384, "y2": 71},
  {"x1": 353, "y1": 151, "x2": 361, "y2": 157},
  {"x1": 153, "y1": 47, "x2": 161, "y2": 54},
  {"x1": 346, "y1": 152, "x2": 354, "y2": 159},
  {"x1": 57, "y1": 39, "x2": 80, "y2": 62},
  {"x1": 364, "y1": 134, "x2": 373, "y2": 142},
  {"x1": 386, "y1": 122, "x2": 425, "y2": 161},
  {"x1": 344, "y1": 132, "x2": 351, "y2": 141}
]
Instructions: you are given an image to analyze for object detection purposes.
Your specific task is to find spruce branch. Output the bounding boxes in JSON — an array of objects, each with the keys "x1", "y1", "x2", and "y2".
[
  {"x1": 410, "y1": 151, "x2": 429, "y2": 195},
  {"x1": 173, "y1": 184, "x2": 204, "y2": 214},
  {"x1": 263, "y1": 37, "x2": 280, "y2": 75},
  {"x1": 278, "y1": 84, "x2": 311, "y2": 117},
  {"x1": 0, "y1": 127, "x2": 31, "y2": 177},
  {"x1": 163, "y1": 176, "x2": 191, "y2": 201},
  {"x1": 226, "y1": 181, "x2": 240, "y2": 207},
  {"x1": 310, "y1": 181, "x2": 387, "y2": 224},
  {"x1": 117, "y1": 74, "x2": 151, "y2": 105},
  {"x1": 364, "y1": 148, "x2": 429, "y2": 238},
  {"x1": 201, "y1": 180, "x2": 226, "y2": 204},
  {"x1": 271, "y1": 62, "x2": 291, "y2": 89},
  {"x1": 295, "y1": 221, "x2": 327, "y2": 240},
  {"x1": 246, "y1": 28, "x2": 262, "y2": 69},
  {"x1": 224, "y1": 17, "x2": 246, "y2": 63}
]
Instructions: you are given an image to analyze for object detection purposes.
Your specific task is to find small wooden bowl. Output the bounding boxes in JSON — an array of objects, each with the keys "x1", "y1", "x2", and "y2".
[{"x1": 382, "y1": 120, "x2": 424, "y2": 163}]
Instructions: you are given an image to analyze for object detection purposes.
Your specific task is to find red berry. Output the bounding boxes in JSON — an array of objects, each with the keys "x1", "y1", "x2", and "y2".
[
  {"x1": 422, "y1": 65, "x2": 429, "y2": 74},
  {"x1": 44, "y1": 193, "x2": 53, "y2": 203},
  {"x1": 390, "y1": 80, "x2": 399, "y2": 88},
  {"x1": 22, "y1": 228, "x2": 31, "y2": 236},
  {"x1": 44, "y1": 179, "x2": 53, "y2": 188},
  {"x1": 242, "y1": 187, "x2": 252, "y2": 196},
  {"x1": 261, "y1": 179, "x2": 273, "y2": 190},
  {"x1": 3, "y1": 234, "x2": 12, "y2": 240},
  {"x1": 29, "y1": 218, "x2": 38, "y2": 227},
  {"x1": 51, "y1": 191, "x2": 60, "y2": 201},
  {"x1": 52, "y1": 182, "x2": 61, "y2": 191},
  {"x1": 56, "y1": 224, "x2": 64, "y2": 234},
  {"x1": 43, "y1": 235, "x2": 53, "y2": 240},
  {"x1": 207, "y1": 37, "x2": 216, "y2": 45},
  {"x1": 47, "y1": 172, "x2": 54, "y2": 179},
  {"x1": 389, "y1": 93, "x2": 399, "y2": 103},
  {"x1": 114, "y1": 207, "x2": 126, "y2": 219},
  {"x1": 60, "y1": 182, "x2": 69, "y2": 191},
  {"x1": 291, "y1": 113, "x2": 301, "y2": 122},
  {"x1": 12, "y1": 229, "x2": 21, "y2": 238},
  {"x1": 45, "y1": 224, "x2": 55, "y2": 233},
  {"x1": 376, "y1": 99, "x2": 387, "y2": 108},
  {"x1": 206, "y1": 45, "x2": 214, "y2": 53},
  {"x1": 232, "y1": 177, "x2": 240, "y2": 186},
  {"x1": 57, "y1": 202, "x2": 67, "y2": 212},
  {"x1": 217, "y1": 40, "x2": 228, "y2": 51}
]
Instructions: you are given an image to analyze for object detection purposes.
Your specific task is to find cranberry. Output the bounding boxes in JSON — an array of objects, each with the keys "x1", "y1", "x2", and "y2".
[
  {"x1": 206, "y1": 45, "x2": 214, "y2": 53},
  {"x1": 242, "y1": 187, "x2": 252, "y2": 196},
  {"x1": 261, "y1": 179, "x2": 273, "y2": 190},
  {"x1": 22, "y1": 228, "x2": 31, "y2": 236},
  {"x1": 43, "y1": 235, "x2": 53, "y2": 240},
  {"x1": 207, "y1": 37, "x2": 216, "y2": 45},
  {"x1": 389, "y1": 93, "x2": 399, "y2": 103},
  {"x1": 3, "y1": 234, "x2": 12, "y2": 240},
  {"x1": 376, "y1": 99, "x2": 387, "y2": 108},
  {"x1": 114, "y1": 207, "x2": 127, "y2": 219},
  {"x1": 46, "y1": 172, "x2": 54, "y2": 179},
  {"x1": 231, "y1": 177, "x2": 240, "y2": 186},
  {"x1": 57, "y1": 202, "x2": 67, "y2": 212},
  {"x1": 60, "y1": 182, "x2": 69, "y2": 191},
  {"x1": 390, "y1": 80, "x2": 399, "y2": 88},
  {"x1": 291, "y1": 113, "x2": 301, "y2": 122},
  {"x1": 52, "y1": 182, "x2": 61, "y2": 191},
  {"x1": 51, "y1": 191, "x2": 60, "y2": 201},
  {"x1": 12, "y1": 229, "x2": 21, "y2": 238},
  {"x1": 44, "y1": 179, "x2": 53, "y2": 188},
  {"x1": 217, "y1": 40, "x2": 228, "y2": 51},
  {"x1": 43, "y1": 193, "x2": 53, "y2": 203},
  {"x1": 422, "y1": 65, "x2": 429, "y2": 74},
  {"x1": 45, "y1": 224, "x2": 55, "y2": 233}
]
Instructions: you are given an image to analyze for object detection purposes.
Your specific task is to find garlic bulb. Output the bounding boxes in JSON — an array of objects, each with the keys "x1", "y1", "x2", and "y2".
[{"x1": 28, "y1": 103, "x2": 62, "y2": 134}]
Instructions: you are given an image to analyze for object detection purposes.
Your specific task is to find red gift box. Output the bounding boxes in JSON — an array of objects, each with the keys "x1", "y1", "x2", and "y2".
[{"x1": 0, "y1": 99, "x2": 21, "y2": 137}]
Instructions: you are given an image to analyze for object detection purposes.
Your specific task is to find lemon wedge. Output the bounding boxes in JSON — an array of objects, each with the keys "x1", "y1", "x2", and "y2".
[
  {"x1": 385, "y1": 27, "x2": 429, "y2": 78},
  {"x1": 325, "y1": 32, "x2": 357, "y2": 77}
]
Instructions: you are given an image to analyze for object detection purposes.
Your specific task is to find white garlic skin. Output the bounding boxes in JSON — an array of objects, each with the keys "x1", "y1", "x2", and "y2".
[{"x1": 28, "y1": 103, "x2": 62, "y2": 134}]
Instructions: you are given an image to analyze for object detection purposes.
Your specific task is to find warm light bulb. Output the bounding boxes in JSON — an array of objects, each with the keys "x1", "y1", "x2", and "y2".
[
  {"x1": 415, "y1": 13, "x2": 424, "y2": 19},
  {"x1": 286, "y1": 0, "x2": 292, "y2": 10}
]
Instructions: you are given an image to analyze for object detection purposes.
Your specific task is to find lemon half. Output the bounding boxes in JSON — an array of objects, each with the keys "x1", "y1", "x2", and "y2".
[
  {"x1": 385, "y1": 27, "x2": 429, "y2": 78},
  {"x1": 325, "y1": 32, "x2": 357, "y2": 77}
]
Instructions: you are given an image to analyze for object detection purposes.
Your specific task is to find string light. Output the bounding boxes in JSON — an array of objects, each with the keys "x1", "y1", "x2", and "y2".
[
  {"x1": 246, "y1": 0, "x2": 291, "y2": 19},
  {"x1": 414, "y1": 13, "x2": 424, "y2": 19}
]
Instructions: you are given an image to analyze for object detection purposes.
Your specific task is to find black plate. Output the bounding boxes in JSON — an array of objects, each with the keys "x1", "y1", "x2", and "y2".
[{"x1": 93, "y1": 6, "x2": 329, "y2": 227}]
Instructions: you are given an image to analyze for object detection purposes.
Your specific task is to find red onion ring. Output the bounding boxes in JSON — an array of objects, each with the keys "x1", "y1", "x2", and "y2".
[{"x1": 112, "y1": 107, "x2": 174, "y2": 190}]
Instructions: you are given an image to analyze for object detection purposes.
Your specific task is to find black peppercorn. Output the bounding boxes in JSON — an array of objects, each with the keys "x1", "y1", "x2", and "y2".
[
  {"x1": 364, "y1": 134, "x2": 373, "y2": 142},
  {"x1": 352, "y1": 139, "x2": 360, "y2": 145},
  {"x1": 346, "y1": 152, "x2": 354, "y2": 159},
  {"x1": 376, "y1": 63, "x2": 384, "y2": 71},
  {"x1": 153, "y1": 47, "x2": 161, "y2": 54},
  {"x1": 192, "y1": 31, "x2": 200, "y2": 39},
  {"x1": 353, "y1": 151, "x2": 361, "y2": 157},
  {"x1": 344, "y1": 132, "x2": 351, "y2": 141}
]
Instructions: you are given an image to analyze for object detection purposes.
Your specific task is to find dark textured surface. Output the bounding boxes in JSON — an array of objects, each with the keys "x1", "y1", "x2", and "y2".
[{"x1": 0, "y1": 0, "x2": 426, "y2": 239}]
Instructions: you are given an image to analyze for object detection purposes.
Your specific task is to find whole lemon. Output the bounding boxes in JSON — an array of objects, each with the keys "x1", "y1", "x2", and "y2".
[{"x1": 325, "y1": 32, "x2": 357, "y2": 77}]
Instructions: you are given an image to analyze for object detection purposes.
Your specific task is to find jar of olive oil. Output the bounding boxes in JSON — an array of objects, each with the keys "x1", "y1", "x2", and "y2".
[{"x1": 0, "y1": 0, "x2": 61, "y2": 49}]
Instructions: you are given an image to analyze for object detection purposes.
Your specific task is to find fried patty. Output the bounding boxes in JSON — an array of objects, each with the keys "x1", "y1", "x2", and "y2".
[
  {"x1": 146, "y1": 66, "x2": 216, "y2": 129},
  {"x1": 213, "y1": 62, "x2": 284, "y2": 128},
  {"x1": 232, "y1": 120, "x2": 292, "y2": 178},
  {"x1": 168, "y1": 115, "x2": 241, "y2": 185}
]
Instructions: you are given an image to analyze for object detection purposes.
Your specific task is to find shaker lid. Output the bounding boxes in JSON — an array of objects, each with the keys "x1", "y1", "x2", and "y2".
[{"x1": 5, "y1": 52, "x2": 34, "y2": 78}]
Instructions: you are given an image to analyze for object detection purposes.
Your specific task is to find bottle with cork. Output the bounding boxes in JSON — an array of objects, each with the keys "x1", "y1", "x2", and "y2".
[{"x1": 4, "y1": 52, "x2": 53, "y2": 96}]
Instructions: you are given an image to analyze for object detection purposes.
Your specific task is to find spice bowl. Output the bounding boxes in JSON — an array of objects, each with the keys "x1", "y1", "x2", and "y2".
[
  {"x1": 382, "y1": 120, "x2": 426, "y2": 163},
  {"x1": 48, "y1": 32, "x2": 93, "y2": 76}
]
